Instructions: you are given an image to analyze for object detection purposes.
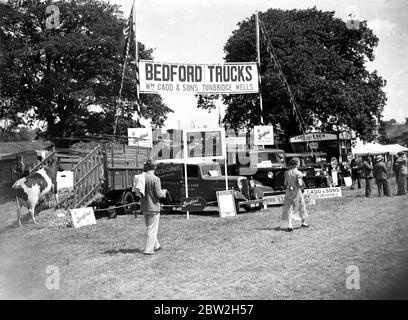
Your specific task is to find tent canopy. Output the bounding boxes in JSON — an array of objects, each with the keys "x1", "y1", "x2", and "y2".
[
  {"x1": 352, "y1": 142, "x2": 408, "y2": 156},
  {"x1": 383, "y1": 144, "x2": 408, "y2": 155}
]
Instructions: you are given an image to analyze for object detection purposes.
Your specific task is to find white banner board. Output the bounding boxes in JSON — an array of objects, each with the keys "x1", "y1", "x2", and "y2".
[
  {"x1": 303, "y1": 187, "x2": 342, "y2": 200},
  {"x1": 128, "y1": 128, "x2": 153, "y2": 148},
  {"x1": 216, "y1": 190, "x2": 237, "y2": 218},
  {"x1": 254, "y1": 126, "x2": 274, "y2": 145},
  {"x1": 139, "y1": 61, "x2": 259, "y2": 95},
  {"x1": 70, "y1": 207, "x2": 97, "y2": 228}
]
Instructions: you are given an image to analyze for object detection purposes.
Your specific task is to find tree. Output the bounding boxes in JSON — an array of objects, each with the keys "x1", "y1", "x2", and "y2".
[
  {"x1": 0, "y1": 0, "x2": 172, "y2": 139},
  {"x1": 197, "y1": 7, "x2": 387, "y2": 142}
]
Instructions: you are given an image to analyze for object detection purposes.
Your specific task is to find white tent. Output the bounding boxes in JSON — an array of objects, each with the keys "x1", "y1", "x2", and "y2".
[
  {"x1": 352, "y1": 142, "x2": 390, "y2": 156},
  {"x1": 383, "y1": 144, "x2": 408, "y2": 155}
]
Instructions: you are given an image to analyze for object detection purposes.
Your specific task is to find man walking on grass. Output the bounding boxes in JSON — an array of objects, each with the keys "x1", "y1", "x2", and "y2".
[{"x1": 135, "y1": 160, "x2": 167, "y2": 255}]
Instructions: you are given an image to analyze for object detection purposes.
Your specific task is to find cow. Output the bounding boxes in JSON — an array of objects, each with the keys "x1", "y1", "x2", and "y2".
[{"x1": 12, "y1": 157, "x2": 61, "y2": 227}]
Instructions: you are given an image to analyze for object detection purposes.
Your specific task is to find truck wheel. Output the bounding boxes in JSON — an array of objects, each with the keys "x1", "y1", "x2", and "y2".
[{"x1": 120, "y1": 191, "x2": 135, "y2": 215}]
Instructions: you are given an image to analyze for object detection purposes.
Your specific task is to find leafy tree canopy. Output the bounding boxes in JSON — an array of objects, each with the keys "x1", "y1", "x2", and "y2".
[
  {"x1": 0, "y1": 0, "x2": 172, "y2": 139},
  {"x1": 197, "y1": 7, "x2": 387, "y2": 142}
]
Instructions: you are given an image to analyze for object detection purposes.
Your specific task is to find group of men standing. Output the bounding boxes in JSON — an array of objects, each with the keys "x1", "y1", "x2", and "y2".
[{"x1": 350, "y1": 152, "x2": 407, "y2": 197}]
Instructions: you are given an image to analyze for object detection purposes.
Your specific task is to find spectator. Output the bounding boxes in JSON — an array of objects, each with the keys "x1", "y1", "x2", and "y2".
[
  {"x1": 135, "y1": 160, "x2": 167, "y2": 255},
  {"x1": 372, "y1": 155, "x2": 391, "y2": 197},
  {"x1": 281, "y1": 157, "x2": 309, "y2": 232},
  {"x1": 350, "y1": 155, "x2": 362, "y2": 189},
  {"x1": 395, "y1": 152, "x2": 407, "y2": 195},
  {"x1": 362, "y1": 156, "x2": 373, "y2": 197}
]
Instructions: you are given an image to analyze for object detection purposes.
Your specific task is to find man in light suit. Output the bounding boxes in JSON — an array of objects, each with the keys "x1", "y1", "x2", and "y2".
[{"x1": 138, "y1": 160, "x2": 167, "y2": 255}]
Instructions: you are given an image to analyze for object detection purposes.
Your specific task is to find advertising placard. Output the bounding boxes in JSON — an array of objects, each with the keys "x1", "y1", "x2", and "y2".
[
  {"x1": 128, "y1": 128, "x2": 153, "y2": 148},
  {"x1": 254, "y1": 126, "x2": 274, "y2": 145},
  {"x1": 303, "y1": 187, "x2": 342, "y2": 200},
  {"x1": 216, "y1": 190, "x2": 237, "y2": 218},
  {"x1": 139, "y1": 61, "x2": 259, "y2": 95},
  {"x1": 70, "y1": 207, "x2": 97, "y2": 228}
]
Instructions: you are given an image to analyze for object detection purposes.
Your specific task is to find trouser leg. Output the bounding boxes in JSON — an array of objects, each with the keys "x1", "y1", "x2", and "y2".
[
  {"x1": 365, "y1": 178, "x2": 371, "y2": 197},
  {"x1": 143, "y1": 212, "x2": 160, "y2": 253},
  {"x1": 383, "y1": 179, "x2": 390, "y2": 196}
]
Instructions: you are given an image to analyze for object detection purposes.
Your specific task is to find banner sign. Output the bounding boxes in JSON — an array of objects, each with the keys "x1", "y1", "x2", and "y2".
[
  {"x1": 181, "y1": 197, "x2": 207, "y2": 211},
  {"x1": 290, "y1": 133, "x2": 338, "y2": 143},
  {"x1": 254, "y1": 125, "x2": 274, "y2": 145},
  {"x1": 262, "y1": 194, "x2": 285, "y2": 205},
  {"x1": 128, "y1": 128, "x2": 153, "y2": 148},
  {"x1": 70, "y1": 207, "x2": 97, "y2": 228},
  {"x1": 303, "y1": 187, "x2": 342, "y2": 200},
  {"x1": 139, "y1": 61, "x2": 259, "y2": 95},
  {"x1": 225, "y1": 136, "x2": 246, "y2": 152},
  {"x1": 216, "y1": 190, "x2": 237, "y2": 218}
]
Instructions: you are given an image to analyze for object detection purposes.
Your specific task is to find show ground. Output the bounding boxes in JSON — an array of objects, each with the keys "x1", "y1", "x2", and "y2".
[{"x1": 1, "y1": 181, "x2": 408, "y2": 300}]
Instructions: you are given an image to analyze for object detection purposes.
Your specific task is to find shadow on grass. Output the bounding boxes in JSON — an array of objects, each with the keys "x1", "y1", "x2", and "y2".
[
  {"x1": 255, "y1": 226, "x2": 303, "y2": 232},
  {"x1": 103, "y1": 248, "x2": 145, "y2": 255}
]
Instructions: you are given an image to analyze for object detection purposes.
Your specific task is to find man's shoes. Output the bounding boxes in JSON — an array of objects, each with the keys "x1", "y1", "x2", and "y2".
[
  {"x1": 301, "y1": 223, "x2": 309, "y2": 228},
  {"x1": 154, "y1": 246, "x2": 162, "y2": 252},
  {"x1": 143, "y1": 251, "x2": 155, "y2": 255},
  {"x1": 286, "y1": 227, "x2": 294, "y2": 232}
]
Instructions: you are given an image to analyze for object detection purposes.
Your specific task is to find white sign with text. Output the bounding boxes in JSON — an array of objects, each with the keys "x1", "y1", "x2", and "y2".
[{"x1": 70, "y1": 207, "x2": 97, "y2": 228}]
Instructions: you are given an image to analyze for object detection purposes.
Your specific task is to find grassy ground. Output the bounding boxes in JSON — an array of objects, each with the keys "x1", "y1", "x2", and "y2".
[{"x1": 1, "y1": 180, "x2": 408, "y2": 300}]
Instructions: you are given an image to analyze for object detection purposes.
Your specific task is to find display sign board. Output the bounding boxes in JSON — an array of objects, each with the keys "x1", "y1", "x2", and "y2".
[
  {"x1": 216, "y1": 190, "x2": 237, "y2": 218},
  {"x1": 139, "y1": 61, "x2": 259, "y2": 95},
  {"x1": 303, "y1": 187, "x2": 342, "y2": 200},
  {"x1": 344, "y1": 176, "x2": 352, "y2": 187},
  {"x1": 70, "y1": 207, "x2": 97, "y2": 228},
  {"x1": 254, "y1": 126, "x2": 274, "y2": 145},
  {"x1": 262, "y1": 194, "x2": 285, "y2": 205},
  {"x1": 225, "y1": 136, "x2": 246, "y2": 152},
  {"x1": 128, "y1": 128, "x2": 153, "y2": 148},
  {"x1": 290, "y1": 133, "x2": 338, "y2": 143},
  {"x1": 181, "y1": 197, "x2": 207, "y2": 212},
  {"x1": 183, "y1": 128, "x2": 226, "y2": 159}
]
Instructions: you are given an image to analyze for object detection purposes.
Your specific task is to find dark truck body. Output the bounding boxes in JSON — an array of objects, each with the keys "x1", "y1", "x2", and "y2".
[
  {"x1": 285, "y1": 152, "x2": 329, "y2": 188},
  {"x1": 226, "y1": 148, "x2": 287, "y2": 192},
  {"x1": 154, "y1": 159, "x2": 275, "y2": 212}
]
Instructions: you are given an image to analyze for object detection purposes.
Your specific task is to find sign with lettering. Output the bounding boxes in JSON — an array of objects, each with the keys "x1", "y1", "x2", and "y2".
[
  {"x1": 181, "y1": 197, "x2": 207, "y2": 211},
  {"x1": 254, "y1": 125, "x2": 274, "y2": 145},
  {"x1": 216, "y1": 190, "x2": 237, "y2": 218},
  {"x1": 262, "y1": 194, "x2": 285, "y2": 205},
  {"x1": 70, "y1": 207, "x2": 97, "y2": 228},
  {"x1": 128, "y1": 128, "x2": 153, "y2": 148},
  {"x1": 139, "y1": 61, "x2": 259, "y2": 95},
  {"x1": 289, "y1": 133, "x2": 338, "y2": 143},
  {"x1": 303, "y1": 187, "x2": 342, "y2": 200}
]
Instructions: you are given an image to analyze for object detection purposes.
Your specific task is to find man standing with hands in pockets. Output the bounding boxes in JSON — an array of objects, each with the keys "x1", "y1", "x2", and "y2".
[{"x1": 134, "y1": 160, "x2": 167, "y2": 255}]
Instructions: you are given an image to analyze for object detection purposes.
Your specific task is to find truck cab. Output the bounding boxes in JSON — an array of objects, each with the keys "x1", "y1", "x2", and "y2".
[{"x1": 154, "y1": 159, "x2": 274, "y2": 211}]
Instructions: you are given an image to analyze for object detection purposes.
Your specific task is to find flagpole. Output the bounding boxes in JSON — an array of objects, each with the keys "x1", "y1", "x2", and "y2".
[
  {"x1": 132, "y1": 0, "x2": 141, "y2": 125},
  {"x1": 256, "y1": 11, "x2": 264, "y2": 125}
]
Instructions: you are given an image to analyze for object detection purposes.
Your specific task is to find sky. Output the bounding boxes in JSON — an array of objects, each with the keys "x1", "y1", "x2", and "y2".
[{"x1": 111, "y1": 0, "x2": 408, "y2": 129}]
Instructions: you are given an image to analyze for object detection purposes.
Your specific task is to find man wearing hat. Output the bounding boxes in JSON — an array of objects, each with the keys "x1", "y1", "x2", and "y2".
[
  {"x1": 395, "y1": 152, "x2": 407, "y2": 195},
  {"x1": 281, "y1": 157, "x2": 309, "y2": 232},
  {"x1": 372, "y1": 155, "x2": 391, "y2": 197}
]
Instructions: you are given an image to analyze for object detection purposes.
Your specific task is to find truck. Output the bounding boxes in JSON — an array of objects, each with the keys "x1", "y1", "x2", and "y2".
[{"x1": 154, "y1": 159, "x2": 275, "y2": 212}]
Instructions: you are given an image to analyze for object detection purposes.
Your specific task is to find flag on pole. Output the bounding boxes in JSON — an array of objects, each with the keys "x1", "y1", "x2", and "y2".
[{"x1": 121, "y1": 0, "x2": 140, "y2": 120}]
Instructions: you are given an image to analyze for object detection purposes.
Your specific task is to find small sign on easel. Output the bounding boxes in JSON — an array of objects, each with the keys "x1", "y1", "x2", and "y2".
[{"x1": 216, "y1": 190, "x2": 237, "y2": 218}]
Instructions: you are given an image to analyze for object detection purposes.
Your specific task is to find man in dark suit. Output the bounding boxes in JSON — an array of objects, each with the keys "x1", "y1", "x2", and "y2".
[{"x1": 138, "y1": 160, "x2": 167, "y2": 255}]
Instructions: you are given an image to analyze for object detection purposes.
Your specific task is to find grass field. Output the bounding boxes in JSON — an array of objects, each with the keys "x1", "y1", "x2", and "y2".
[{"x1": 1, "y1": 181, "x2": 408, "y2": 300}]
